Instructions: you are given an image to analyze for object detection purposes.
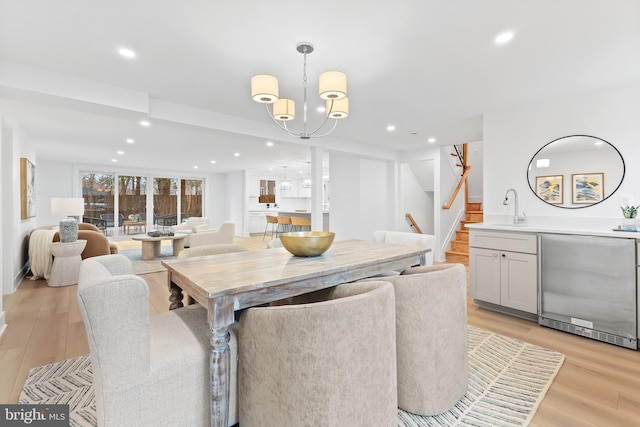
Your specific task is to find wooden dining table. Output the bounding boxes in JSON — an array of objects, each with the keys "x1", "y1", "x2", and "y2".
[{"x1": 161, "y1": 239, "x2": 428, "y2": 427}]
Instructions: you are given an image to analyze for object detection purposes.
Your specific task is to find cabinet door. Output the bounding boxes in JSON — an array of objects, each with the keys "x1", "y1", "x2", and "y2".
[
  {"x1": 500, "y1": 251, "x2": 537, "y2": 314},
  {"x1": 469, "y1": 247, "x2": 501, "y2": 304}
]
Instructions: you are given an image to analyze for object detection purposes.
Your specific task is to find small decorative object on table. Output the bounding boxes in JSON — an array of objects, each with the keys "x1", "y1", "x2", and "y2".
[
  {"x1": 620, "y1": 205, "x2": 639, "y2": 231},
  {"x1": 148, "y1": 230, "x2": 174, "y2": 237},
  {"x1": 279, "y1": 231, "x2": 335, "y2": 257}
]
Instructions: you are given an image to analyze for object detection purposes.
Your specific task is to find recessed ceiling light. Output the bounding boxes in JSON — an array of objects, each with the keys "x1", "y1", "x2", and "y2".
[
  {"x1": 118, "y1": 48, "x2": 136, "y2": 58},
  {"x1": 126, "y1": 138, "x2": 135, "y2": 144},
  {"x1": 266, "y1": 141, "x2": 274, "y2": 147},
  {"x1": 317, "y1": 106, "x2": 325, "y2": 113},
  {"x1": 428, "y1": 137, "x2": 436, "y2": 143},
  {"x1": 111, "y1": 158, "x2": 118, "y2": 162},
  {"x1": 386, "y1": 125, "x2": 396, "y2": 132},
  {"x1": 495, "y1": 31, "x2": 514, "y2": 45},
  {"x1": 595, "y1": 141, "x2": 604, "y2": 146},
  {"x1": 140, "y1": 120, "x2": 150, "y2": 127},
  {"x1": 211, "y1": 160, "x2": 216, "y2": 164},
  {"x1": 117, "y1": 150, "x2": 124, "y2": 155},
  {"x1": 269, "y1": 168, "x2": 273, "y2": 171},
  {"x1": 193, "y1": 166, "x2": 198, "y2": 169},
  {"x1": 234, "y1": 152, "x2": 240, "y2": 157}
]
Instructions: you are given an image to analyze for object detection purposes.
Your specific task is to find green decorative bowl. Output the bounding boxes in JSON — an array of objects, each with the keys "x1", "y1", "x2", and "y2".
[{"x1": 279, "y1": 231, "x2": 335, "y2": 257}]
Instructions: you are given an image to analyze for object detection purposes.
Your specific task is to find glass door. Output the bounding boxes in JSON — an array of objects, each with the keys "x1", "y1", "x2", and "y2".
[
  {"x1": 119, "y1": 175, "x2": 147, "y2": 235},
  {"x1": 181, "y1": 179, "x2": 203, "y2": 220},
  {"x1": 153, "y1": 178, "x2": 178, "y2": 229},
  {"x1": 82, "y1": 172, "x2": 115, "y2": 235}
]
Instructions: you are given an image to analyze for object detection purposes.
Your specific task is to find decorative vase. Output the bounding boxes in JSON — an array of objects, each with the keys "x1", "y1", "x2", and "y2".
[{"x1": 59, "y1": 217, "x2": 78, "y2": 242}]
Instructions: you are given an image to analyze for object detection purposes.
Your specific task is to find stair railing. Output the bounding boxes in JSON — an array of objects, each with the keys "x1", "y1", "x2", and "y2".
[
  {"x1": 405, "y1": 213, "x2": 423, "y2": 234},
  {"x1": 442, "y1": 143, "x2": 470, "y2": 210}
]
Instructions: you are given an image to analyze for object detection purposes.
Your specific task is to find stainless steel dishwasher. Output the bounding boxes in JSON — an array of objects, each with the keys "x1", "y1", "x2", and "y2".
[{"x1": 538, "y1": 233, "x2": 637, "y2": 349}]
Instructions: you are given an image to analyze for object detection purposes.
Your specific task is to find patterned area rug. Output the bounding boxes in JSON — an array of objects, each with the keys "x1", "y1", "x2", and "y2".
[
  {"x1": 19, "y1": 327, "x2": 564, "y2": 427},
  {"x1": 118, "y1": 247, "x2": 173, "y2": 275},
  {"x1": 398, "y1": 327, "x2": 564, "y2": 427}
]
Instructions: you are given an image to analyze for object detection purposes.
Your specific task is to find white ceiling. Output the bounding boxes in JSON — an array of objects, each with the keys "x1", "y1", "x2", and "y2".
[{"x1": 1, "y1": 0, "x2": 639, "y2": 176}]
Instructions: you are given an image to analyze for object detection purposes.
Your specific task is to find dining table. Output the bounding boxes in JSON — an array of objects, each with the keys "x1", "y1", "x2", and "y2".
[{"x1": 161, "y1": 239, "x2": 428, "y2": 427}]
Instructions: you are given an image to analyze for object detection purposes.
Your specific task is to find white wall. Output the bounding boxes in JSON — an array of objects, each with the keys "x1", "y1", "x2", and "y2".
[
  {"x1": 226, "y1": 170, "x2": 246, "y2": 235},
  {"x1": 467, "y1": 140, "x2": 484, "y2": 205},
  {"x1": 400, "y1": 162, "x2": 434, "y2": 235},
  {"x1": 330, "y1": 152, "x2": 395, "y2": 240},
  {"x1": 0, "y1": 122, "x2": 5, "y2": 334},
  {"x1": 484, "y1": 80, "x2": 640, "y2": 226}
]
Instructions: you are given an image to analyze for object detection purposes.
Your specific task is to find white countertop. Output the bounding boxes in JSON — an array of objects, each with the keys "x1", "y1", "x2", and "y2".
[
  {"x1": 466, "y1": 221, "x2": 640, "y2": 238},
  {"x1": 276, "y1": 210, "x2": 330, "y2": 215}
]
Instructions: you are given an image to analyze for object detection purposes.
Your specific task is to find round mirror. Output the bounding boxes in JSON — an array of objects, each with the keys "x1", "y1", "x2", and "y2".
[{"x1": 527, "y1": 135, "x2": 625, "y2": 209}]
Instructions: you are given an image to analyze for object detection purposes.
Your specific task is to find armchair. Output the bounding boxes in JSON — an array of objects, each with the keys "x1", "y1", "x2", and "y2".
[
  {"x1": 77, "y1": 254, "x2": 239, "y2": 426},
  {"x1": 170, "y1": 217, "x2": 209, "y2": 246}
]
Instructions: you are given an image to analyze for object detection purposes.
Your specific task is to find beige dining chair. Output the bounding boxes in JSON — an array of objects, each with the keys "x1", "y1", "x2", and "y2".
[
  {"x1": 359, "y1": 263, "x2": 468, "y2": 416},
  {"x1": 238, "y1": 280, "x2": 398, "y2": 427},
  {"x1": 77, "y1": 254, "x2": 239, "y2": 426}
]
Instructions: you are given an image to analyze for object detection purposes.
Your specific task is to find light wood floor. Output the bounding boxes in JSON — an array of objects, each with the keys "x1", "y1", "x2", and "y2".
[{"x1": 2, "y1": 236, "x2": 640, "y2": 426}]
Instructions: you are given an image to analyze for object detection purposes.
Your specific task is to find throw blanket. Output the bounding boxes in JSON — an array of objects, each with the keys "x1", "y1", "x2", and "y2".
[{"x1": 29, "y1": 229, "x2": 57, "y2": 280}]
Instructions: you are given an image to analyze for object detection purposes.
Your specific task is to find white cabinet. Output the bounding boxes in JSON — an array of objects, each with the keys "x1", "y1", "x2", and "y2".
[
  {"x1": 249, "y1": 211, "x2": 272, "y2": 234},
  {"x1": 280, "y1": 178, "x2": 311, "y2": 198},
  {"x1": 469, "y1": 230, "x2": 538, "y2": 314}
]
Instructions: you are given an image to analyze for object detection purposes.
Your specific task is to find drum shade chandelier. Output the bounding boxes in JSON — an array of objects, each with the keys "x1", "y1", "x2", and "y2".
[{"x1": 251, "y1": 42, "x2": 348, "y2": 140}]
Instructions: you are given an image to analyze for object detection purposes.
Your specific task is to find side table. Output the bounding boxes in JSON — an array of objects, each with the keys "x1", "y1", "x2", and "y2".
[{"x1": 48, "y1": 240, "x2": 87, "y2": 287}]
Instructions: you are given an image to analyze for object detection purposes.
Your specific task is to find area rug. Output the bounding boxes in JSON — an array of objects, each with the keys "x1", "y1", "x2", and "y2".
[
  {"x1": 398, "y1": 326, "x2": 565, "y2": 427},
  {"x1": 19, "y1": 327, "x2": 564, "y2": 427},
  {"x1": 118, "y1": 247, "x2": 173, "y2": 275}
]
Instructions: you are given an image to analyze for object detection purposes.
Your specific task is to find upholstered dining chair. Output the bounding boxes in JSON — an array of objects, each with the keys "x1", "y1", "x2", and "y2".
[
  {"x1": 373, "y1": 230, "x2": 436, "y2": 266},
  {"x1": 238, "y1": 280, "x2": 398, "y2": 427},
  {"x1": 77, "y1": 254, "x2": 239, "y2": 427},
  {"x1": 360, "y1": 263, "x2": 468, "y2": 416}
]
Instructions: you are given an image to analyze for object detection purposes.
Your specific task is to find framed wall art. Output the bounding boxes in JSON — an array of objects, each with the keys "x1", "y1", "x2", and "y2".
[
  {"x1": 572, "y1": 172, "x2": 604, "y2": 204},
  {"x1": 20, "y1": 157, "x2": 36, "y2": 219},
  {"x1": 535, "y1": 175, "x2": 563, "y2": 204}
]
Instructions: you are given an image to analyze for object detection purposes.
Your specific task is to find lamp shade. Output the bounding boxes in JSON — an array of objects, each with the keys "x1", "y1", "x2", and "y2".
[
  {"x1": 51, "y1": 197, "x2": 85, "y2": 216},
  {"x1": 273, "y1": 99, "x2": 295, "y2": 121},
  {"x1": 251, "y1": 75, "x2": 279, "y2": 103},
  {"x1": 326, "y1": 97, "x2": 349, "y2": 119},
  {"x1": 319, "y1": 71, "x2": 347, "y2": 100}
]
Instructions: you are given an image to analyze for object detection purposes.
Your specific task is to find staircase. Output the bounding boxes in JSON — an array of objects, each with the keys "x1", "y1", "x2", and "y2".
[{"x1": 445, "y1": 202, "x2": 483, "y2": 264}]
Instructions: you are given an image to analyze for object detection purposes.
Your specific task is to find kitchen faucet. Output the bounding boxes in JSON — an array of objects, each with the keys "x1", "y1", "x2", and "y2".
[{"x1": 503, "y1": 188, "x2": 526, "y2": 224}]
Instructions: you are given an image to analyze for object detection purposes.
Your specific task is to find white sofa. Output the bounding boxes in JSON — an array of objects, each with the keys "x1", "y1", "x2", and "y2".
[
  {"x1": 170, "y1": 217, "x2": 209, "y2": 247},
  {"x1": 188, "y1": 221, "x2": 236, "y2": 247}
]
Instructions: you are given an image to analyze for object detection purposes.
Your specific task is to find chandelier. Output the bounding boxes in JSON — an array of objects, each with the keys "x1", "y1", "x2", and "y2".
[
  {"x1": 251, "y1": 42, "x2": 349, "y2": 140},
  {"x1": 280, "y1": 166, "x2": 292, "y2": 190},
  {"x1": 302, "y1": 162, "x2": 311, "y2": 188}
]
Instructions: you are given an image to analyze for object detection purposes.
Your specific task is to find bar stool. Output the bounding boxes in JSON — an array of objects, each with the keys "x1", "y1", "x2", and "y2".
[
  {"x1": 263, "y1": 215, "x2": 279, "y2": 240},
  {"x1": 276, "y1": 216, "x2": 292, "y2": 235},
  {"x1": 290, "y1": 216, "x2": 311, "y2": 231}
]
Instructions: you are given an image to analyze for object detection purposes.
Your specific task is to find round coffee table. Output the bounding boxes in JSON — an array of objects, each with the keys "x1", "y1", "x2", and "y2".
[{"x1": 131, "y1": 233, "x2": 187, "y2": 260}]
